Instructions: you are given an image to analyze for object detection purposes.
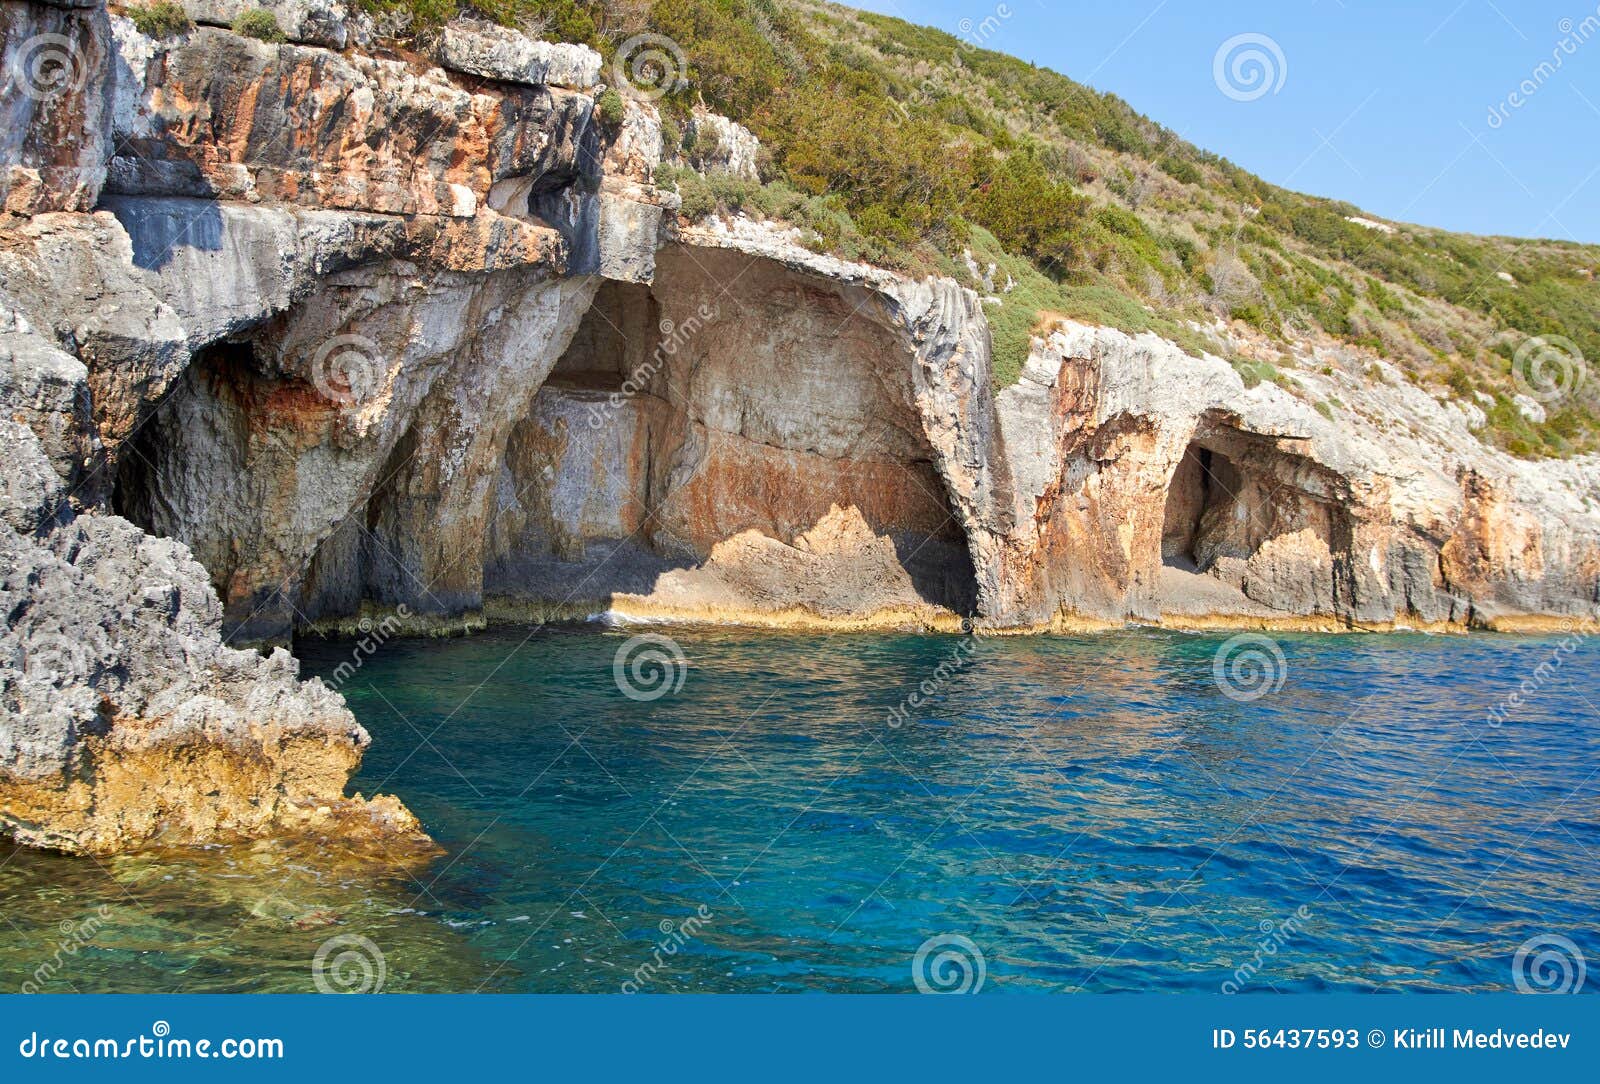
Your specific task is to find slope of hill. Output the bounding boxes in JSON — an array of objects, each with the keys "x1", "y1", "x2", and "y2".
[{"x1": 358, "y1": 0, "x2": 1600, "y2": 458}]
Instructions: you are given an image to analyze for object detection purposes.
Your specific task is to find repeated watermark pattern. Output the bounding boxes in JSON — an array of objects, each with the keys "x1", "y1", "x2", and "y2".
[
  {"x1": 1220, "y1": 906, "x2": 1313, "y2": 993},
  {"x1": 612, "y1": 33, "x2": 689, "y2": 100},
  {"x1": 309, "y1": 334, "x2": 386, "y2": 405},
  {"x1": 1213, "y1": 33, "x2": 1288, "y2": 102},
  {"x1": 584, "y1": 304, "x2": 718, "y2": 431},
  {"x1": 1511, "y1": 335, "x2": 1588, "y2": 403},
  {"x1": 325, "y1": 606, "x2": 413, "y2": 691},
  {"x1": 1212, "y1": 633, "x2": 1288, "y2": 702},
  {"x1": 8, "y1": 33, "x2": 89, "y2": 103},
  {"x1": 883, "y1": 624, "x2": 979, "y2": 729},
  {"x1": 1485, "y1": 10, "x2": 1600, "y2": 129},
  {"x1": 18, "y1": 907, "x2": 113, "y2": 994},
  {"x1": 25, "y1": 2, "x2": 1595, "y2": 1008},
  {"x1": 613, "y1": 633, "x2": 688, "y2": 702},
  {"x1": 1483, "y1": 622, "x2": 1593, "y2": 727},
  {"x1": 620, "y1": 906, "x2": 715, "y2": 993},
  {"x1": 311, "y1": 934, "x2": 387, "y2": 994},
  {"x1": 890, "y1": 3, "x2": 1013, "y2": 122},
  {"x1": 1512, "y1": 933, "x2": 1587, "y2": 994},
  {"x1": 911, "y1": 933, "x2": 986, "y2": 994}
]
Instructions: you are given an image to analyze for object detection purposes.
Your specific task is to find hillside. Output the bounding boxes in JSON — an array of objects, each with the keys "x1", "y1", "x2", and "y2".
[{"x1": 352, "y1": 0, "x2": 1600, "y2": 458}]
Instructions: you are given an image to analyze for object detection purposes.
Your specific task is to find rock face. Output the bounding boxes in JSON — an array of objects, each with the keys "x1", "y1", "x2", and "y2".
[
  {"x1": 179, "y1": 0, "x2": 370, "y2": 50},
  {"x1": 2, "y1": 5, "x2": 1598, "y2": 854},
  {"x1": 673, "y1": 107, "x2": 762, "y2": 181},
  {"x1": 0, "y1": 0, "x2": 115, "y2": 214},
  {"x1": 0, "y1": 419, "x2": 425, "y2": 855},
  {"x1": 990, "y1": 324, "x2": 1600, "y2": 631},
  {"x1": 433, "y1": 17, "x2": 601, "y2": 89},
  {"x1": 480, "y1": 244, "x2": 979, "y2": 628}
]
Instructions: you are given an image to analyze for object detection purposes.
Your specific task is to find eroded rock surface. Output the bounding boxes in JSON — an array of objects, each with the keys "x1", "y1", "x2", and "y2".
[
  {"x1": 433, "y1": 16, "x2": 601, "y2": 89},
  {"x1": 993, "y1": 323, "x2": 1600, "y2": 630},
  {"x1": 2, "y1": 4, "x2": 1598, "y2": 855}
]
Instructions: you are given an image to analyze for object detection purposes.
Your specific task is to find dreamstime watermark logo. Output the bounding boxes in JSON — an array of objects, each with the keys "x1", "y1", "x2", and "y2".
[
  {"x1": 17, "y1": 1021, "x2": 284, "y2": 1060},
  {"x1": 883, "y1": 622, "x2": 979, "y2": 728},
  {"x1": 1212, "y1": 33, "x2": 1287, "y2": 102},
  {"x1": 620, "y1": 905, "x2": 715, "y2": 993},
  {"x1": 325, "y1": 605, "x2": 411, "y2": 690},
  {"x1": 612, "y1": 633, "x2": 687, "y2": 702},
  {"x1": 612, "y1": 33, "x2": 688, "y2": 100},
  {"x1": 18, "y1": 906, "x2": 113, "y2": 993},
  {"x1": 585, "y1": 304, "x2": 717, "y2": 430},
  {"x1": 1212, "y1": 633, "x2": 1287, "y2": 702},
  {"x1": 1486, "y1": 9, "x2": 1600, "y2": 129},
  {"x1": 1511, "y1": 335, "x2": 1587, "y2": 403},
  {"x1": 1483, "y1": 621, "x2": 1592, "y2": 728},
  {"x1": 311, "y1": 933, "x2": 386, "y2": 994},
  {"x1": 956, "y1": 4, "x2": 1013, "y2": 48},
  {"x1": 1220, "y1": 905, "x2": 1312, "y2": 993},
  {"x1": 8, "y1": 33, "x2": 89, "y2": 103},
  {"x1": 912, "y1": 933, "x2": 986, "y2": 994},
  {"x1": 1512, "y1": 933, "x2": 1586, "y2": 993},
  {"x1": 309, "y1": 334, "x2": 384, "y2": 405},
  {"x1": 890, "y1": 4, "x2": 1013, "y2": 124}
]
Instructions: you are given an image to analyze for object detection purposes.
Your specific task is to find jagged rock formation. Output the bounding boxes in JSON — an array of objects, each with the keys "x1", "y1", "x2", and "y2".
[
  {"x1": 2, "y1": 3, "x2": 1598, "y2": 853},
  {"x1": 993, "y1": 323, "x2": 1600, "y2": 631}
]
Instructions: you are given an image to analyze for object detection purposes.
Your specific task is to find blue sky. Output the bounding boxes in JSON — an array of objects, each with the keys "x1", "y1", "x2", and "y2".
[{"x1": 849, "y1": 0, "x2": 1600, "y2": 242}]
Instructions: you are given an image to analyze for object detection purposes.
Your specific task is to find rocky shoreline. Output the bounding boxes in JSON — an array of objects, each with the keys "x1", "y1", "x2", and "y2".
[{"x1": 2, "y1": 1, "x2": 1597, "y2": 855}]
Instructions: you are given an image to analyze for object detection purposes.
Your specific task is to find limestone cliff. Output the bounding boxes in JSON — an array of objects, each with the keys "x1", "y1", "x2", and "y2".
[{"x1": 2, "y1": 3, "x2": 1597, "y2": 854}]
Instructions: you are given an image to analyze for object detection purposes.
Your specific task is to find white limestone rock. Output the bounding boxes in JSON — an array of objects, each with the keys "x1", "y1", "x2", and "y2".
[
  {"x1": 178, "y1": 0, "x2": 371, "y2": 49},
  {"x1": 434, "y1": 17, "x2": 601, "y2": 89}
]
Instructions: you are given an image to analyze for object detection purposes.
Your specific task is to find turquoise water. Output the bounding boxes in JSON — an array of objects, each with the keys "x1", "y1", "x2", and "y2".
[{"x1": 3, "y1": 626, "x2": 1596, "y2": 993}]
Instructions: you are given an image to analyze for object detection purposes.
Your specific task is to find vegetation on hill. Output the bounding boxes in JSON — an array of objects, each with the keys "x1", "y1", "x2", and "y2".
[
  {"x1": 127, "y1": 1, "x2": 193, "y2": 38},
  {"x1": 359, "y1": 0, "x2": 1600, "y2": 457}
]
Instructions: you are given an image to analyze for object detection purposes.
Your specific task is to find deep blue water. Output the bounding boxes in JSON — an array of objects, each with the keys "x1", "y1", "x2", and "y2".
[{"x1": 3, "y1": 626, "x2": 1596, "y2": 993}]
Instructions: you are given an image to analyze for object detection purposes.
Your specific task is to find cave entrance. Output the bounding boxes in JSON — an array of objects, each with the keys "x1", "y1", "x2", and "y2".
[
  {"x1": 484, "y1": 247, "x2": 979, "y2": 621},
  {"x1": 1160, "y1": 441, "x2": 1249, "y2": 573},
  {"x1": 1157, "y1": 419, "x2": 1349, "y2": 618},
  {"x1": 111, "y1": 339, "x2": 254, "y2": 604}
]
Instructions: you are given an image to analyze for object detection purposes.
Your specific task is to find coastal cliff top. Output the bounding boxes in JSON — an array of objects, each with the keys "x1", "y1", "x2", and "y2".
[{"x1": 292, "y1": 0, "x2": 1600, "y2": 461}]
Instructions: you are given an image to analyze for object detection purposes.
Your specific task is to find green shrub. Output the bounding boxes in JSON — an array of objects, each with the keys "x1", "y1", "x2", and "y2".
[
  {"x1": 1231, "y1": 357, "x2": 1278, "y2": 389},
  {"x1": 1165, "y1": 158, "x2": 1202, "y2": 185},
  {"x1": 232, "y1": 9, "x2": 286, "y2": 42},
  {"x1": 128, "y1": 0, "x2": 192, "y2": 38},
  {"x1": 596, "y1": 88, "x2": 625, "y2": 127}
]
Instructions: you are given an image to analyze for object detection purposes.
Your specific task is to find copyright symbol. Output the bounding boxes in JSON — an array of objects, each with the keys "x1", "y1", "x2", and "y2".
[{"x1": 1367, "y1": 1029, "x2": 1385, "y2": 1047}]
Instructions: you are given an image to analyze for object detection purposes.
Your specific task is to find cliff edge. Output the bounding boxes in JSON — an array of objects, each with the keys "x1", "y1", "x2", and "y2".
[{"x1": 2, "y1": 1, "x2": 1597, "y2": 854}]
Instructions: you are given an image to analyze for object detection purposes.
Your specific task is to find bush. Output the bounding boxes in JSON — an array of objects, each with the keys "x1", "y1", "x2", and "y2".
[
  {"x1": 596, "y1": 88, "x2": 625, "y2": 127},
  {"x1": 1159, "y1": 156, "x2": 1201, "y2": 185},
  {"x1": 128, "y1": 0, "x2": 193, "y2": 38},
  {"x1": 965, "y1": 148, "x2": 1088, "y2": 274},
  {"x1": 232, "y1": 9, "x2": 286, "y2": 42},
  {"x1": 1231, "y1": 356, "x2": 1278, "y2": 389}
]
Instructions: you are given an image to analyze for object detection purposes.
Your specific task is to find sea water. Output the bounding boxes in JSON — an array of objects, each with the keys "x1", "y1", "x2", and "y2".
[{"x1": 2, "y1": 626, "x2": 1594, "y2": 993}]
